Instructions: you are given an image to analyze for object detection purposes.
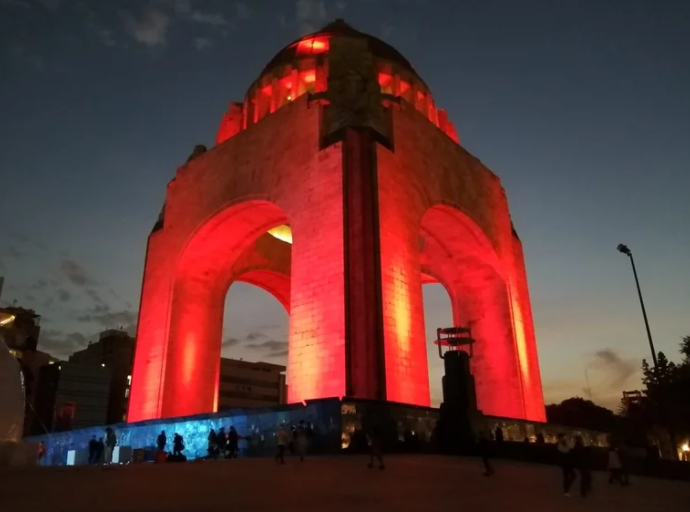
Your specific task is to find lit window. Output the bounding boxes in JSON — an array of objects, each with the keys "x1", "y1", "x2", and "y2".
[
  {"x1": 295, "y1": 37, "x2": 329, "y2": 55},
  {"x1": 378, "y1": 73, "x2": 394, "y2": 94}
]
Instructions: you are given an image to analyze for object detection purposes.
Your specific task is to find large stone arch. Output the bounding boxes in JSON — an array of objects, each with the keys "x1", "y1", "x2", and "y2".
[
  {"x1": 376, "y1": 99, "x2": 545, "y2": 420},
  {"x1": 163, "y1": 200, "x2": 288, "y2": 416},
  {"x1": 128, "y1": 99, "x2": 347, "y2": 421},
  {"x1": 419, "y1": 204, "x2": 525, "y2": 418}
]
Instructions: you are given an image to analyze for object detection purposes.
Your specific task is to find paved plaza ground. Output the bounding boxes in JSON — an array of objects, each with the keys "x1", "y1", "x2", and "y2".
[{"x1": 2, "y1": 455, "x2": 689, "y2": 511}]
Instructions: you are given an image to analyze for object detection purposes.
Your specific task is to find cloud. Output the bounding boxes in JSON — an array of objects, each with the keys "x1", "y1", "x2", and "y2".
[
  {"x1": 76, "y1": 308, "x2": 137, "y2": 329},
  {"x1": 235, "y1": 1, "x2": 251, "y2": 20},
  {"x1": 40, "y1": 329, "x2": 88, "y2": 358},
  {"x1": 222, "y1": 337, "x2": 240, "y2": 348},
  {"x1": 295, "y1": 0, "x2": 327, "y2": 34},
  {"x1": 8, "y1": 41, "x2": 44, "y2": 71},
  {"x1": 589, "y1": 349, "x2": 637, "y2": 391},
  {"x1": 60, "y1": 259, "x2": 96, "y2": 287},
  {"x1": 84, "y1": 287, "x2": 106, "y2": 305},
  {"x1": 173, "y1": 0, "x2": 191, "y2": 15},
  {"x1": 246, "y1": 338, "x2": 288, "y2": 360},
  {"x1": 190, "y1": 10, "x2": 228, "y2": 26},
  {"x1": 35, "y1": 0, "x2": 59, "y2": 10},
  {"x1": 3, "y1": 246, "x2": 23, "y2": 260},
  {"x1": 31, "y1": 279, "x2": 48, "y2": 290},
  {"x1": 257, "y1": 323, "x2": 283, "y2": 331},
  {"x1": 246, "y1": 339, "x2": 288, "y2": 353},
  {"x1": 57, "y1": 288, "x2": 71, "y2": 302},
  {"x1": 245, "y1": 331, "x2": 268, "y2": 341},
  {"x1": 193, "y1": 37, "x2": 212, "y2": 50},
  {"x1": 95, "y1": 27, "x2": 117, "y2": 47},
  {"x1": 124, "y1": 8, "x2": 171, "y2": 47},
  {"x1": 1, "y1": 0, "x2": 31, "y2": 8}
]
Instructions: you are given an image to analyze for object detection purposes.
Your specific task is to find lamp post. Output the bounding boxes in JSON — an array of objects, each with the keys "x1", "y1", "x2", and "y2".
[{"x1": 617, "y1": 244, "x2": 658, "y2": 367}]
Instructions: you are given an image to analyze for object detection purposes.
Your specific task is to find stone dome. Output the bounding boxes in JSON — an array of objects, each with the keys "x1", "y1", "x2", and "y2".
[{"x1": 215, "y1": 19, "x2": 458, "y2": 147}]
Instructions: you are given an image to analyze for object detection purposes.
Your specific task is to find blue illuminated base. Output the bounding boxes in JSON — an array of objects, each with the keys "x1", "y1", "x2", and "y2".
[{"x1": 26, "y1": 398, "x2": 441, "y2": 466}]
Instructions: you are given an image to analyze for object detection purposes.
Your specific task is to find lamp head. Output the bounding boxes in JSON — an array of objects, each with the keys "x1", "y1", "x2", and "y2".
[{"x1": 617, "y1": 244, "x2": 631, "y2": 256}]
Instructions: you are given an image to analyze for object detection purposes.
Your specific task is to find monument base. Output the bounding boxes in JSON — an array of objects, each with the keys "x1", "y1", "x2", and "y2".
[{"x1": 26, "y1": 397, "x2": 607, "y2": 467}]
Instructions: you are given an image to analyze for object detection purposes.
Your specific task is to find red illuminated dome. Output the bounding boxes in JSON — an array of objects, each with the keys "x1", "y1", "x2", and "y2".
[
  {"x1": 215, "y1": 19, "x2": 459, "y2": 145},
  {"x1": 259, "y1": 19, "x2": 420, "y2": 83}
]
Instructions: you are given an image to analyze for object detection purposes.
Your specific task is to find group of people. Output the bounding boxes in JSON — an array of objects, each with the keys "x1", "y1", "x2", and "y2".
[
  {"x1": 476, "y1": 427, "x2": 632, "y2": 498},
  {"x1": 557, "y1": 433, "x2": 631, "y2": 497},
  {"x1": 87, "y1": 427, "x2": 118, "y2": 464},
  {"x1": 156, "y1": 430, "x2": 186, "y2": 459},
  {"x1": 275, "y1": 420, "x2": 311, "y2": 463},
  {"x1": 207, "y1": 426, "x2": 240, "y2": 459}
]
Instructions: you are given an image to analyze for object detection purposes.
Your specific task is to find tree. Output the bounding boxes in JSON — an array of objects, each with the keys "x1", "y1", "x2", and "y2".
[
  {"x1": 639, "y1": 342, "x2": 690, "y2": 458},
  {"x1": 680, "y1": 335, "x2": 690, "y2": 363},
  {"x1": 545, "y1": 397, "x2": 618, "y2": 433}
]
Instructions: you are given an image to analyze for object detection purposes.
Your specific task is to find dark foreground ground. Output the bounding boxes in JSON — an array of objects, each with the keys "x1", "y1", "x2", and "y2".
[{"x1": 2, "y1": 455, "x2": 689, "y2": 512}]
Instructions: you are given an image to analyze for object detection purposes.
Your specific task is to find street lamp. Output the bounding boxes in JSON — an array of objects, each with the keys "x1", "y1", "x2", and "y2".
[{"x1": 617, "y1": 244, "x2": 658, "y2": 367}]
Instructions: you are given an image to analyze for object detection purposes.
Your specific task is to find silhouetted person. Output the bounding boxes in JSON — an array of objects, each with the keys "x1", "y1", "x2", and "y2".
[
  {"x1": 37, "y1": 441, "x2": 45, "y2": 465},
  {"x1": 608, "y1": 446, "x2": 624, "y2": 485},
  {"x1": 296, "y1": 420, "x2": 308, "y2": 462},
  {"x1": 289, "y1": 425, "x2": 297, "y2": 456},
  {"x1": 88, "y1": 435, "x2": 98, "y2": 464},
  {"x1": 618, "y1": 445, "x2": 631, "y2": 486},
  {"x1": 557, "y1": 434, "x2": 576, "y2": 497},
  {"x1": 536, "y1": 432, "x2": 545, "y2": 445},
  {"x1": 96, "y1": 437, "x2": 105, "y2": 464},
  {"x1": 208, "y1": 429, "x2": 218, "y2": 459},
  {"x1": 494, "y1": 426, "x2": 504, "y2": 443},
  {"x1": 275, "y1": 425, "x2": 289, "y2": 464},
  {"x1": 228, "y1": 426, "x2": 239, "y2": 459},
  {"x1": 217, "y1": 427, "x2": 227, "y2": 458},
  {"x1": 367, "y1": 425, "x2": 385, "y2": 470},
  {"x1": 173, "y1": 434, "x2": 184, "y2": 457},
  {"x1": 157, "y1": 430, "x2": 167, "y2": 452},
  {"x1": 572, "y1": 436, "x2": 592, "y2": 497},
  {"x1": 477, "y1": 430, "x2": 494, "y2": 476},
  {"x1": 104, "y1": 427, "x2": 117, "y2": 464}
]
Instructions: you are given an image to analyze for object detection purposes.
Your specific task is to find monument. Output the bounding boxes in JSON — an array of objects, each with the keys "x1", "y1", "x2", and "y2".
[{"x1": 128, "y1": 20, "x2": 546, "y2": 423}]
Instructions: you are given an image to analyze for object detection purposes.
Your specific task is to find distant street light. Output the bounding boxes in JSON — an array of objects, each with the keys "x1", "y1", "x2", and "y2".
[{"x1": 617, "y1": 244, "x2": 658, "y2": 367}]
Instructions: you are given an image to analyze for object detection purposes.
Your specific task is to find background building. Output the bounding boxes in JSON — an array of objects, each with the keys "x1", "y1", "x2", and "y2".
[
  {"x1": 33, "y1": 362, "x2": 111, "y2": 432},
  {"x1": 69, "y1": 329, "x2": 135, "y2": 423},
  {"x1": 218, "y1": 358, "x2": 287, "y2": 410}
]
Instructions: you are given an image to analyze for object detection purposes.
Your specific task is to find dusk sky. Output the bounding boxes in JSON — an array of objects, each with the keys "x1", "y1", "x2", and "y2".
[{"x1": 1, "y1": 0, "x2": 688, "y2": 411}]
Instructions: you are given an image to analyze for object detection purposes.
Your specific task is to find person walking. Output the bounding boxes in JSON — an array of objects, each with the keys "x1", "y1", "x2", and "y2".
[
  {"x1": 172, "y1": 433, "x2": 185, "y2": 458},
  {"x1": 477, "y1": 430, "x2": 495, "y2": 476},
  {"x1": 557, "y1": 434, "x2": 576, "y2": 497},
  {"x1": 572, "y1": 436, "x2": 592, "y2": 497},
  {"x1": 217, "y1": 427, "x2": 227, "y2": 459},
  {"x1": 208, "y1": 429, "x2": 218, "y2": 459},
  {"x1": 88, "y1": 435, "x2": 98, "y2": 464},
  {"x1": 367, "y1": 425, "x2": 385, "y2": 470},
  {"x1": 228, "y1": 426, "x2": 239, "y2": 459},
  {"x1": 157, "y1": 430, "x2": 167, "y2": 452},
  {"x1": 275, "y1": 425, "x2": 289, "y2": 464},
  {"x1": 104, "y1": 427, "x2": 117, "y2": 464},
  {"x1": 608, "y1": 445, "x2": 623, "y2": 484},
  {"x1": 95, "y1": 437, "x2": 105, "y2": 464},
  {"x1": 296, "y1": 420, "x2": 308, "y2": 462}
]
